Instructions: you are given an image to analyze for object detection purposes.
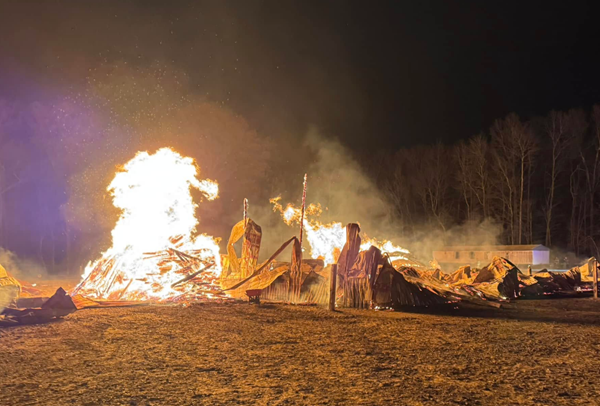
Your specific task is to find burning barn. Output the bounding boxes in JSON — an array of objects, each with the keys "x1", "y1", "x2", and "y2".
[
  {"x1": 4, "y1": 146, "x2": 598, "y2": 329},
  {"x1": 219, "y1": 216, "x2": 330, "y2": 304},
  {"x1": 220, "y1": 218, "x2": 509, "y2": 309}
]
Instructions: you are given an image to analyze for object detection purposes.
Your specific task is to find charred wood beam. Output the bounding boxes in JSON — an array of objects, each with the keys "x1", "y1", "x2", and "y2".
[{"x1": 171, "y1": 263, "x2": 215, "y2": 288}]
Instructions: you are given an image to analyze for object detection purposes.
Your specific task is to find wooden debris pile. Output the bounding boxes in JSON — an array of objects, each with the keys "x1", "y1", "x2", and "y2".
[
  {"x1": 333, "y1": 223, "x2": 503, "y2": 309},
  {"x1": 224, "y1": 221, "x2": 506, "y2": 308},
  {"x1": 72, "y1": 242, "x2": 229, "y2": 302},
  {"x1": 519, "y1": 259, "x2": 596, "y2": 297},
  {"x1": 429, "y1": 256, "x2": 597, "y2": 299},
  {"x1": 218, "y1": 216, "x2": 597, "y2": 308},
  {"x1": 221, "y1": 218, "x2": 330, "y2": 304},
  {"x1": 143, "y1": 247, "x2": 229, "y2": 301}
]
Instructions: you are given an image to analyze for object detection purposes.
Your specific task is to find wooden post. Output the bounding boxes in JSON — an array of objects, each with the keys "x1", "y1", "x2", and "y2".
[
  {"x1": 299, "y1": 174, "x2": 307, "y2": 248},
  {"x1": 593, "y1": 258, "x2": 598, "y2": 299},
  {"x1": 292, "y1": 174, "x2": 307, "y2": 302},
  {"x1": 243, "y1": 198, "x2": 248, "y2": 228},
  {"x1": 329, "y1": 264, "x2": 337, "y2": 311},
  {"x1": 290, "y1": 237, "x2": 302, "y2": 303}
]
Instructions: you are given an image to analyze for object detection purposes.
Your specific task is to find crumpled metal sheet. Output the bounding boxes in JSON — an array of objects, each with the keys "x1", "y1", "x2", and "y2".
[
  {"x1": 0, "y1": 264, "x2": 21, "y2": 310},
  {"x1": 222, "y1": 218, "x2": 262, "y2": 280},
  {"x1": 1, "y1": 287, "x2": 76, "y2": 326}
]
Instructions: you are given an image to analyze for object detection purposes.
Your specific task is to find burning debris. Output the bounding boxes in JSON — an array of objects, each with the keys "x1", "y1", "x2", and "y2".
[
  {"x1": 221, "y1": 210, "x2": 597, "y2": 310},
  {"x1": 270, "y1": 196, "x2": 418, "y2": 267},
  {"x1": 332, "y1": 223, "x2": 505, "y2": 309},
  {"x1": 71, "y1": 148, "x2": 223, "y2": 302},
  {"x1": 3, "y1": 145, "x2": 595, "y2": 329},
  {"x1": 220, "y1": 220, "x2": 496, "y2": 309},
  {"x1": 60, "y1": 149, "x2": 542, "y2": 310}
]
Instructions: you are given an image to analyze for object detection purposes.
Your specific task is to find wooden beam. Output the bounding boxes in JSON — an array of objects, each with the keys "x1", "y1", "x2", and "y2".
[
  {"x1": 593, "y1": 258, "x2": 598, "y2": 299},
  {"x1": 329, "y1": 264, "x2": 337, "y2": 311},
  {"x1": 171, "y1": 263, "x2": 214, "y2": 288}
]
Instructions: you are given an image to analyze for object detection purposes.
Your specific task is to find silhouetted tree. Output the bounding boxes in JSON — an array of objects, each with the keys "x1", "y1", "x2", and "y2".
[{"x1": 374, "y1": 106, "x2": 600, "y2": 257}]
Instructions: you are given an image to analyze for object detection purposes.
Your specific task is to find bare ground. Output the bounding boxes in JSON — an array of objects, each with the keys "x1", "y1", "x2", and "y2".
[{"x1": 2, "y1": 299, "x2": 600, "y2": 406}]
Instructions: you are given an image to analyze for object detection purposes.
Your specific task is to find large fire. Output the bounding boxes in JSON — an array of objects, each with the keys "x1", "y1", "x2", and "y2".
[
  {"x1": 270, "y1": 197, "x2": 411, "y2": 265},
  {"x1": 72, "y1": 148, "x2": 222, "y2": 301}
]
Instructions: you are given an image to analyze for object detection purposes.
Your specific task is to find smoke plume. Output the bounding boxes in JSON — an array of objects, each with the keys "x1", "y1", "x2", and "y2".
[{"x1": 0, "y1": 248, "x2": 48, "y2": 280}]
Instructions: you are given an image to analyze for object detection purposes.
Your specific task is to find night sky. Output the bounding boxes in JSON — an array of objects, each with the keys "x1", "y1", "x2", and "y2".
[
  {"x1": 2, "y1": 1, "x2": 599, "y2": 148},
  {"x1": 1, "y1": 1, "x2": 600, "y2": 272}
]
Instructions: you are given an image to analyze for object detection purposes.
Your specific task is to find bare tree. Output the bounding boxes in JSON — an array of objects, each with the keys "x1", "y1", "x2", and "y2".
[
  {"x1": 413, "y1": 143, "x2": 450, "y2": 232},
  {"x1": 515, "y1": 123, "x2": 538, "y2": 244},
  {"x1": 455, "y1": 141, "x2": 474, "y2": 221},
  {"x1": 525, "y1": 161, "x2": 533, "y2": 244},
  {"x1": 542, "y1": 111, "x2": 580, "y2": 246},
  {"x1": 467, "y1": 134, "x2": 490, "y2": 219},
  {"x1": 491, "y1": 115, "x2": 520, "y2": 243},
  {"x1": 379, "y1": 149, "x2": 413, "y2": 231},
  {"x1": 569, "y1": 162, "x2": 584, "y2": 254},
  {"x1": 579, "y1": 106, "x2": 600, "y2": 253}
]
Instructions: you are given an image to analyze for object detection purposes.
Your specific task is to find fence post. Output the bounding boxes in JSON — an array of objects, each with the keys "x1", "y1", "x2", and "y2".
[
  {"x1": 329, "y1": 264, "x2": 337, "y2": 311},
  {"x1": 593, "y1": 259, "x2": 598, "y2": 299}
]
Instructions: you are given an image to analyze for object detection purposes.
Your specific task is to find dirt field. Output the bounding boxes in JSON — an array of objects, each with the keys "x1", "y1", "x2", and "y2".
[{"x1": 2, "y1": 299, "x2": 600, "y2": 406}]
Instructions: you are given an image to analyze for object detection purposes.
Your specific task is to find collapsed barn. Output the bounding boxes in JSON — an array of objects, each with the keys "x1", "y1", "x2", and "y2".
[
  {"x1": 2, "y1": 148, "x2": 598, "y2": 330},
  {"x1": 2, "y1": 216, "x2": 599, "y2": 327},
  {"x1": 219, "y1": 219, "x2": 599, "y2": 309}
]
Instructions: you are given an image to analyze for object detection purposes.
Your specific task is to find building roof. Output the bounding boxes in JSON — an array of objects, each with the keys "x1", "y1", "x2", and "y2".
[{"x1": 435, "y1": 245, "x2": 549, "y2": 252}]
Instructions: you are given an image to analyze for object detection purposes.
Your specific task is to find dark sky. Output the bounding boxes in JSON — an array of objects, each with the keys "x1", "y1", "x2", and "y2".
[
  {"x1": 1, "y1": 0, "x2": 600, "y2": 272},
  {"x1": 2, "y1": 0, "x2": 599, "y2": 150}
]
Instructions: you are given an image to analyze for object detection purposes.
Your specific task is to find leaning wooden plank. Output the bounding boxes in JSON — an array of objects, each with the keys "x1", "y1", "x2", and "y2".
[
  {"x1": 222, "y1": 236, "x2": 297, "y2": 291},
  {"x1": 171, "y1": 263, "x2": 215, "y2": 288},
  {"x1": 71, "y1": 294, "x2": 150, "y2": 309}
]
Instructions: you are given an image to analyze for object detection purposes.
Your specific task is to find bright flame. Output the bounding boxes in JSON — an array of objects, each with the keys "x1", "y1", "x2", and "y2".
[
  {"x1": 270, "y1": 197, "x2": 411, "y2": 265},
  {"x1": 271, "y1": 197, "x2": 345, "y2": 265},
  {"x1": 73, "y1": 148, "x2": 222, "y2": 301},
  {"x1": 360, "y1": 238, "x2": 410, "y2": 262}
]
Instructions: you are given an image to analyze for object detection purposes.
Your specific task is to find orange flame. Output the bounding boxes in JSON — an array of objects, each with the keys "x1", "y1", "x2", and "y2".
[
  {"x1": 73, "y1": 148, "x2": 222, "y2": 301},
  {"x1": 270, "y1": 197, "x2": 411, "y2": 265}
]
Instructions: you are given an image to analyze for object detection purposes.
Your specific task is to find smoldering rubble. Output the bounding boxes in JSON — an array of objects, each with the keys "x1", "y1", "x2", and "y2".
[
  {"x1": 220, "y1": 219, "x2": 598, "y2": 310},
  {"x1": 1, "y1": 216, "x2": 597, "y2": 329}
]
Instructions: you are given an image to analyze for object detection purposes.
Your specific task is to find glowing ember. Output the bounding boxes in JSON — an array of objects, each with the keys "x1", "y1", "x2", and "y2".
[
  {"x1": 270, "y1": 197, "x2": 411, "y2": 265},
  {"x1": 72, "y1": 148, "x2": 222, "y2": 301}
]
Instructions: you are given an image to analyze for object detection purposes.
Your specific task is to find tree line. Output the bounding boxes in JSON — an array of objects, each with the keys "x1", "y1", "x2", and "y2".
[{"x1": 369, "y1": 106, "x2": 600, "y2": 258}]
